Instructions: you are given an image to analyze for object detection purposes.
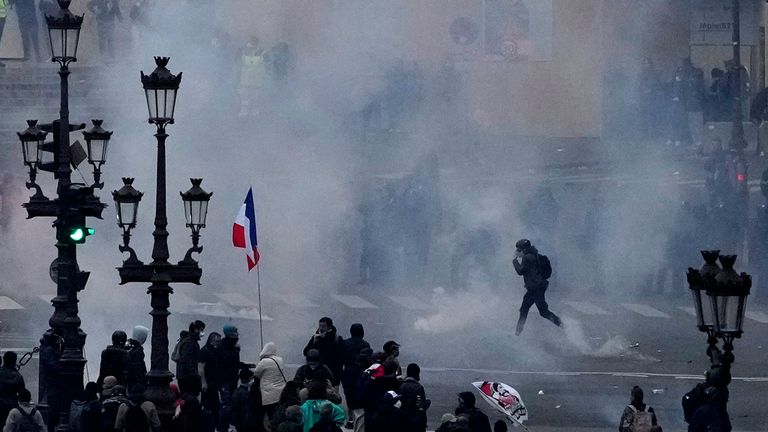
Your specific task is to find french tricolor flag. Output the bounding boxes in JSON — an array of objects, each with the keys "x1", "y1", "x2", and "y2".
[{"x1": 233, "y1": 188, "x2": 260, "y2": 270}]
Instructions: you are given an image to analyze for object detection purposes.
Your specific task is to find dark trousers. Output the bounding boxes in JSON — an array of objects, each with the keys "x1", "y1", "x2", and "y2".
[
  {"x1": 517, "y1": 286, "x2": 561, "y2": 333},
  {"x1": 178, "y1": 375, "x2": 202, "y2": 397},
  {"x1": 201, "y1": 388, "x2": 221, "y2": 430}
]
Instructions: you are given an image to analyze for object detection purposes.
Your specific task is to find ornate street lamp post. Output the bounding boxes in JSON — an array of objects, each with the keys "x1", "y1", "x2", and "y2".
[
  {"x1": 114, "y1": 57, "x2": 212, "y2": 427},
  {"x1": 17, "y1": 1, "x2": 112, "y2": 430},
  {"x1": 685, "y1": 250, "x2": 751, "y2": 422}
]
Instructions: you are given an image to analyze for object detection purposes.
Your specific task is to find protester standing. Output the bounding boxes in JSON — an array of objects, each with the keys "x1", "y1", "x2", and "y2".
[
  {"x1": 0, "y1": 352, "x2": 25, "y2": 425},
  {"x1": 254, "y1": 342, "x2": 287, "y2": 419},
  {"x1": 303, "y1": 318, "x2": 344, "y2": 390},
  {"x1": 197, "y1": 332, "x2": 221, "y2": 426},
  {"x1": 619, "y1": 386, "x2": 658, "y2": 432},
  {"x1": 2, "y1": 388, "x2": 45, "y2": 432},
  {"x1": 126, "y1": 326, "x2": 149, "y2": 394},
  {"x1": 174, "y1": 321, "x2": 205, "y2": 397},
  {"x1": 97, "y1": 331, "x2": 129, "y2": 389},
  {"x1": 454, "y1": 392, "x2": 491, "y2": 432},
  {"x1": 399, "y1": 364, "x2": 429, "y2": 432}
]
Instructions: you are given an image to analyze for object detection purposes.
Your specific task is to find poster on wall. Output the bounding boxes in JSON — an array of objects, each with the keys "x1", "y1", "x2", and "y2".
[
  {"x1": 690, "y1": 0, "x2": 760, "y2": 46},
  {"x1": 483, "y1": 0, "x2": 552, "y2": 61}
]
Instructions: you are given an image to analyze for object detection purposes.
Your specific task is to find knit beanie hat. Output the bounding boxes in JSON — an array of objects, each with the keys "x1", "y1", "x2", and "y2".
[{"x1": 223, "y1": 324, "x2": 238, "y2": 337}]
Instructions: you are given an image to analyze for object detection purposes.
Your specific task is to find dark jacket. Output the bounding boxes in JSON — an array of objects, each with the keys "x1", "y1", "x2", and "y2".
[
  {"x1": 218, "y1": 337, "x2": 249, "y2": 392},
  {"x1": 98, "y1": 344, "x2": 129, "y2": 388},
  {"x1": 276, "y1": 420, "x2": 302, "y2": 432},
  {"x1": 126, "y1": 340, "x2": 147, "y2": 391},
  {"x1": 512, "y1": 246, "x2": 547, "y2": 289},
  {"x1": 308, "y1": 419, "x2": 343, "y2": 432},
  {"x1": 198, "y1": 342, "x2": 220, "y2": 391},
  {"x1": 366, "y1": 392, "x2": 405, "y2": 432},
  {"x1": 176, "y1": 331, "x2": 201, "y2": 380},
  {"x1": 362, "y1": 376, "x2": 400, "y2": 411},
  {"x1": 78, "y1": 399, "x2": 102, "y2": 432},
  {"x1": 688, "y1": 401, "x2": 731, "y2": 432},
  {"x1": 341, "y1": 336, "x2": 370, "y2": 370},
  {"x1": 454, "y1": 407, "x2": 491, "y2": 432},
  {"x1": 303, "y1": 327, "x2": 344, "y2": 385},
  {"x1": 101, "y1": 394, "x2": 129, "y2": 432},
  {"x1": 0, "y1": 366, "x2": 25, "y2": 413},
  {"x1": 399, "y1": 378, "x2": 428, "y2": 431},
  {"x1": 232, "y1": 380, "x2": 265, "y2": 432},
  {"x1": 363, "y1": 375, "x2": 402, "y2": 432},
  {"x1": 293, "y1": 364, "x2": 334, "y2": 389},
  {"x1": 341, "y1": 337, "x2": 370, "y2": 409}
]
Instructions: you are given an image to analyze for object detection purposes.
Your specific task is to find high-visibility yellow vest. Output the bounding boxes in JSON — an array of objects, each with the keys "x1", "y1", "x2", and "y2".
[{"x1": 0, "y1": 0, "x2": 8, "y2": 19}]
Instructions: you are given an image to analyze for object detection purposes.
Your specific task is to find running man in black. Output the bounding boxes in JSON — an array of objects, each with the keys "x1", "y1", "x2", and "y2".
[{"x1": 513, "y1": 239, "x2": 562, "y2": 335}]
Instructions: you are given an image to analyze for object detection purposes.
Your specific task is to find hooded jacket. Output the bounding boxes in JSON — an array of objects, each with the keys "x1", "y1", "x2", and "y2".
[
  {"x1": 98, "y1": 343, "x2": 130, "y2": 389},
  {"x1": 254, "y1": 342, "x2": 288, "y2": 405},
  {"x1": 341, "y1": 325, "x2": 370, "y2": 369},
  {"x1": 0, "y1": 366, "x2": 24, "y2": 413},
  {"x1": 126, "y1": 326, "x2": 149, "y2": 391},
  {"x1": 303, "y1": 327, "x2": 344, "y2": 386},
  {"x1": 512, "y1": 246, "x2": 547, "y2": 289},
  {"x1": 176, "y1": 331, "x2": 201, "y2": 380},
  {"x1": 299, "y1": 400, "x2": 344, "y2": 432},
  {"x1": 455, "y1": 393, "x2": 491, "y2": 432}
]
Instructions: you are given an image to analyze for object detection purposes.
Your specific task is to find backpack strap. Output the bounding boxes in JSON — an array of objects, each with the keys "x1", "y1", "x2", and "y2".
[
  {"x1": 19, "y1": 407, "x2": 36, "y2": 418},
  {"x1": 270, "y1": 357, "x2": 288, "y2": 383},
  {"x1": 627, "y1": 404, "x2": 638, "y2": 413}
]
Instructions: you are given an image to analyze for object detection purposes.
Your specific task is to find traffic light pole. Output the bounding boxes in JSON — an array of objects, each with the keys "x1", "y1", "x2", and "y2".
[{"x1": 22, "y1": 64, "x2": 105, "y2": 432}]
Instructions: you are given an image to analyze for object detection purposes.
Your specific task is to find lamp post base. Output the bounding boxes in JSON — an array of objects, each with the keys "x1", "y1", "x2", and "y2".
[{"x1": 146, "y1": 370, "x2": 176, "y2": 430}]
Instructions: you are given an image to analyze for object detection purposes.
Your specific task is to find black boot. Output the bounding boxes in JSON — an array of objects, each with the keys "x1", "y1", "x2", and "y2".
[
  {"x1": 515, "y1": 317, "x2": 526, "y2": 336},
  {"x1": 549, "y1": 313, "x2": 562, "y2": 327}
]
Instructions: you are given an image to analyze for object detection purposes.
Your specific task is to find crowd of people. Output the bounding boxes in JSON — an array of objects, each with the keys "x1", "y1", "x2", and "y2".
[
  {"x1": 0, "y1": 317, "x2": 736, "y2": 431},
  {"x1": 0, "y1": 317, "x2": 523, "y2": 432}
]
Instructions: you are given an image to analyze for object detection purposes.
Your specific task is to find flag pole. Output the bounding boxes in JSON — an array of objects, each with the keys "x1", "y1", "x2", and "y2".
[{"x1": 256, "y1": 264, "x2": 264, "y2": 350}]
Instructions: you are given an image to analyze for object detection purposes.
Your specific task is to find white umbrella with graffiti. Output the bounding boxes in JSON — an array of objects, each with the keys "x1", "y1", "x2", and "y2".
[{"x1": 472, "y1": 381, "x2": 530, "y2": 429}]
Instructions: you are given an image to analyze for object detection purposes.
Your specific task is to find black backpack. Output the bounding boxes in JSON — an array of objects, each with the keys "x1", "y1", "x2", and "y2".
[
  {"x1": 124, "y1": 401, "x2": 149, "y2": 432},
  {"x1": 101, "y1": 398, "x2": 123, "y2": 432},
  {"x1": 69, "y1": 400, "x2": 89, "y2": 432},
  {"x1": 538, "y1": 254, "x2": 552, "y2": 279},
  {"x1": 17, "y1": 408, "x2": 39, "y2": 432}
]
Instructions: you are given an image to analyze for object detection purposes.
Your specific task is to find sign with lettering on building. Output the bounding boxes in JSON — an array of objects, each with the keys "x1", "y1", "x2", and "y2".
[
  {"x1": 483, "y1": 0, "x2": 552, "y2": 61},
  {"x1": 690, "y1": 0, "x2": 760, "y2": 46}
]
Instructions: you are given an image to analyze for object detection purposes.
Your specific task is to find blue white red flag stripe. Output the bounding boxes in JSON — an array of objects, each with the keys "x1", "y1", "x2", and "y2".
[{"x1": 233, "y1": 188, "x2": 260, "y2": 270}]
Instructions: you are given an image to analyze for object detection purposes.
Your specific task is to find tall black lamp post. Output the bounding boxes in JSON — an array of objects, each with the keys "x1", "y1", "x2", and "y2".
[
  {"x1": 17, "y1": 1, "x2": 111, "y2": 430},
  {"x1": 114, "y1": 57, "x2": 212, "y2": 427},
  {"x1": 686, "y1": 250, "x2": 751, "y2": 421}
]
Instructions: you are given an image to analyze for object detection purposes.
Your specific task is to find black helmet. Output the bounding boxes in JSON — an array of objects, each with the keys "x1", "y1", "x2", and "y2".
[
  {"x1": 515, "y1": 239, "x2": 531, "y2": 251},
  {"x1": 111, "y1": 330, "x2": 127, "y2": 345}
]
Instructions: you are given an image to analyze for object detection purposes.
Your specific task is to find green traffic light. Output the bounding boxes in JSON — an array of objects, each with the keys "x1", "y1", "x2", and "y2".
[
  {"x1": 69, "y1": 228, "x2": 85, "y2": 241},
  {"x1": 68, "y1": 227, "x2": 94, "y2": 242}
]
